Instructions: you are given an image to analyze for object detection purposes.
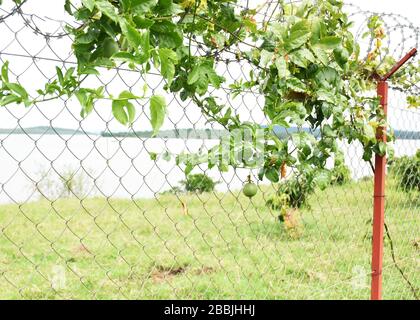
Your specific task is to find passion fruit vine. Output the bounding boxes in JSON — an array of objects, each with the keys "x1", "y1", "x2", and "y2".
[{"x1": 243, "y1": 175, "x2": 257, "y2": 198}]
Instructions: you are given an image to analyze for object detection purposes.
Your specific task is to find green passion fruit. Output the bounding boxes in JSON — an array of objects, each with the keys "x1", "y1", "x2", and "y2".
[
  {"x1": 243, "y1": 182, "x2": 258, "y2": 198},
  {"x1": 103, "y1": 38, "x2": 119, "y2": 58}
]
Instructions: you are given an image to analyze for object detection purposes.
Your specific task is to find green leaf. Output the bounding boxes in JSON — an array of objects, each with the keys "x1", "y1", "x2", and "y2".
[
  {"x1": 120, "y1": 19, "x2": 143, "y2": 49},
  {"x1": 75, "y1": 89, "x2": 94, "y2": 118},
  {"x1": 125, "y1": 101, "x2": 135, "y2": 123},
  {"x1": 265, "y1": 167, "x2": 279, "y2": 183},
  {"x1": 274, "y1": 55, "x2": 290, "y2": 78},
  {"x1": 362, "y1": 148, "x2": 372, "y2": 162},
  {"x1": 75, "y1": 89, "x2": 87, "y2": 106},
  {"x1": 316, "y1": 36, "x2": 341, "y2": 50},
  {"x1": 139, "y1": 29, "x2": 150, "y2": 57},
  {"x1": 310, "y1": 19, "x2": 326, "y2": 44},
  {"x1": 78, "y1": 66, "x2": 99, "y2": 75},
  {"x1": 407, "y1": 96, "x2": 420, "y2": 108},
  {"x1": 117, "y1": 90, "x2": 140, "y2": 100},
  {"x1": 111, "y1": 52, "x2": 143, "y2": 65},
  {"x1": 187, "y1": 67, "x2": 200, "y2": 84},
  {"x1": 119, "y1": 0, "x2": 131, "y2": 12},
  {"x1": 7, "y1": 83, "x2": 28, "y2": 99},
  {"x1": 150, "y1": 20, "x2": 182, "y2": 48},
  {"x1": 284, "y1": 20, "x2": 311, "y2": 51},
  {"x1": 150, "y1": 95, "x2": 166, "y2": 135},
  {"x1": 259, "y1": 49, "x2": 274, "y2": 68},
  {"x1": 275, "y1": 101, "x2": 306, "y2": 126},
  {"x1": 316, "y1": 89, "x2": 335, "y2": 103},
  {"x1": 292, "y1": 131, "x2": 314, "y2": 148},
  {"x1": 112, "y1": 100, "x2": 128, "y2": 125},
  {"x1": 0, "y1": 94, "x2": 21, "y2": 106},
  {"x1": 206, "y1": 68, "x2": 224, "y2": 88},
  {"x1": 1, "y1": 61, "x2": 9, "y2": 83},
  {"x1": 132, "y1": 0, "x2": 157, "y2": 13},
  {"x1": 311, "y1": 46, "x2": 329, "y2": 65},
  {"x1": 149, "y1": 152, "x2": 158, "y2": 161},
  {"x1": 95, "y1": 0, "x2": 119, "y2": 22},
  {"x1": 155, "y1": 0, "x2": 183, "y2": 15},
  {"x1": 315, "y1": 67, "x2": 340, "y2": 89},
  {"x1": 333, "y1": 47, "x2": 350, "y2": 67},
  {"x1": 288, "y1": 48, "x2": 315, "y2": 68},
  {"x1": 64, "y1": 0, "x2": 72, "y2": 14},
  {"x1": 313, "y1": 169, "x2": 331, "y2": 190},
  {"x1": 363, "y1": 123, "x2": 376, "y2": 141},
  {"x1": 158, "y1": 48, "x2": 178, "y2": 86},
  {"x1": 185, "y1": 162, "x2": 194, "y2": 176},
  {"x1": 112, "y1": 98, "x2": 136, "y2": 125},
  {"x1": 187, "y1": 61, "x2": 223, "y2": 95},
  {"x1": 322, "y1": 124, "x2": 336, "y2": 138},
  {"x1": 133, "y1": 16, "x2": 155, "y2": 29},
  {"x1": 82, "y1": 0, "x2": 95, "y2": 11},
  {"x1": 111, "y1": 90, "x2": 137, "y2": 125},
  {"x1": 378, "y1": 142, "x2": 387, "y2": 156},
  {"x1": 286, "y1": 78, "x2": 307, "y2": 93},
  {"x1": 64, "y1": 67, "x2": 75, "y2": 80},
  {"x1": 56, "y1": 67, "x2": 64, "y2": 86}
]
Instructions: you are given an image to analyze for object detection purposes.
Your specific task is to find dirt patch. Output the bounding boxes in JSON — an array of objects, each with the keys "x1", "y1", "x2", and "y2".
[
  {"x1": 150, "y1": 265, "x2": 215, "y2": 283},
  {"x1": 151, "y1": 265, "x2": 188, "y2": 283},
  {"x1": 193, "y1": 266, "x2": 215, "y2": 275}
]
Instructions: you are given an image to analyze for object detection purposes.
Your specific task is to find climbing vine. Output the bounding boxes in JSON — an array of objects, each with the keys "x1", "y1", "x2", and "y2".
[{"x1": 0, "y1": 0, "x2": 419, "y2": 185}]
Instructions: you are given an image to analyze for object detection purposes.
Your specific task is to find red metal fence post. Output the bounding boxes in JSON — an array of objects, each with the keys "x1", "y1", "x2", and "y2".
[
  {"x1": 371, "y1": 81, "x2": 388, "y2": 300},
  {"x1": 370, "y1": 48, "x2": 417, "y2": 300}
]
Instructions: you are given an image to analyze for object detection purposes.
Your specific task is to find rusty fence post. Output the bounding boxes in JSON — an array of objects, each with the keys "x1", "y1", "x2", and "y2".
[
  {"x1": 370, "y1": 48, "x2": 417, "y2": 300},
  {"x1": 371, "y1": 80, "x2": 388, "y2": 300}
]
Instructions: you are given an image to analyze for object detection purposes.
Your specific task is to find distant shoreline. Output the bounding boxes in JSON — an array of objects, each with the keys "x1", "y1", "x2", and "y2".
[
  {"x1": 1, "y1": 126, "x2": 420, "y2": 140},
  {"x1": 0, "y1": 126, "x2": 95, "y2": 136}
]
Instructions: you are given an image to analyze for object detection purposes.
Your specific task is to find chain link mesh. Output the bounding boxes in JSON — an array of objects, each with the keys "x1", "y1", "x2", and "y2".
[{"x1": 0, "y1": 0, "x2": 418, "y2": 299}]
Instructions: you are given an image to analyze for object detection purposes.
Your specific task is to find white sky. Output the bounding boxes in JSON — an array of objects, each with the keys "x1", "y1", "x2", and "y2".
[
  {"x1": 348, "y1": 0, "x2": 420, "y2": 23},
  {"x1": 18, "y1": 0, "x2": 420, "y2": 26}
]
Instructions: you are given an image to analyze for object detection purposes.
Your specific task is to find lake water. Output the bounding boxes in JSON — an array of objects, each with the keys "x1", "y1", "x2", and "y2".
[{"x1": 0, "y1": 134, "x2": 419, "y2": 204}]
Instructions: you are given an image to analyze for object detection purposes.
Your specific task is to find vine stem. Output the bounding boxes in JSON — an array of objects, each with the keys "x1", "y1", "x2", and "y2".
[
  {"x1": 384, "y1": 222, "x2": 419, "y2": 300},
  {"x1": 188, "y1": 0, "x2": 199, "y2": 63},
  {"x1": 31, "y1": 74, "x2": 89, "y2": 104}
]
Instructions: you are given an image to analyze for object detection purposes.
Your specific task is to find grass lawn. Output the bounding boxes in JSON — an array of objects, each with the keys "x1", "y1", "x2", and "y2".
[{"x1": 0, "y1": 178, "x2": 418, "y2": 299}]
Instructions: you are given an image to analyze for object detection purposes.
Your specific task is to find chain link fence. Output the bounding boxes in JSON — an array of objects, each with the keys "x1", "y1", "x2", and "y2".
[{"x1": 0, "y1": 1, "x2": 418, "y2": 299}]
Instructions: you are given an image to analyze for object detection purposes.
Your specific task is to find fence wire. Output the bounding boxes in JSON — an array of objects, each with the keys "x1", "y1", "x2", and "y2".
[{"x1": 0, "y1": 0, "x2": 418, "y2": 299}]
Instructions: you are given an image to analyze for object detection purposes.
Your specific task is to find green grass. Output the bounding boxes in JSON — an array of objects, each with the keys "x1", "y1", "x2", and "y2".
[{"x1": 0, "y1": 178, "x2": 418, "y2": 299}]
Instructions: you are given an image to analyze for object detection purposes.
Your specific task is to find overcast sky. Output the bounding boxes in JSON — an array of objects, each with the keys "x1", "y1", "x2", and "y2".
[
  {"x1": 348, "y1": 0, "x2": 419, "y2": 22},
  {"x1": 19, "y1": 0, "x2": 420, "y2": 24}
]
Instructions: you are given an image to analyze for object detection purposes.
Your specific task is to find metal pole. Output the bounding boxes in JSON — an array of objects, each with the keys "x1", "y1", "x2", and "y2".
[
  {"x1": 370, "y1": 48, "x2": 417, "y2": 300},
  {"x1": 371, "y1": 80, "x2": 388, "y2": 300}
]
